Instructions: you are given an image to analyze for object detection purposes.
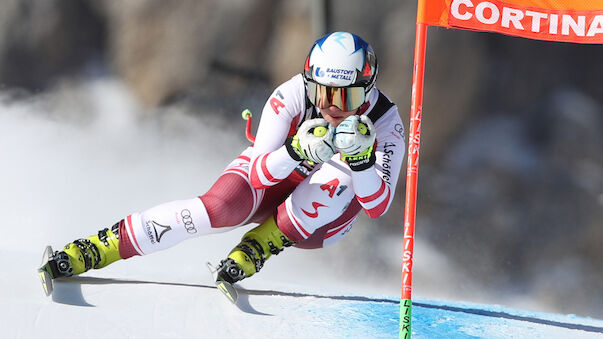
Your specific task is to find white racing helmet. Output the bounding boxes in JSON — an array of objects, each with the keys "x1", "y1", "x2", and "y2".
[{"x1": 303, "y1": 32, "x2": 378, "y2": 112}]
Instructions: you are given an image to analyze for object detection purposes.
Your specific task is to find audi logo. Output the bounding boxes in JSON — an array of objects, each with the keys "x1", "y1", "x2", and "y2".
[
  {"x1": 394, "y1": 123, "x2": 404, "y2": 136},
  {"x1": 181, "y1": 209, "x2": 197, "y2": 234}
]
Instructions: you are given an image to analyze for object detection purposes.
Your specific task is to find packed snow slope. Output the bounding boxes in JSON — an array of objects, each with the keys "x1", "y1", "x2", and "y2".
[
  {"x1": 5, "y1": 254, "x2": 603, "y2": 339},
  {"x1": 1, "y1": 80, "x2": 602, "y2": 338}
]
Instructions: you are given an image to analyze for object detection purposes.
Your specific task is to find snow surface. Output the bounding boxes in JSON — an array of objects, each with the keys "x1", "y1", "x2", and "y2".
[{"x1": 1, "y1": 79, "x2": 602, "y2": 338}]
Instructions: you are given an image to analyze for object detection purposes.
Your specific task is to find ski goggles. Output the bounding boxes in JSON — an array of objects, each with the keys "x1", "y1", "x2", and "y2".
[{"x1": 306, "y1": 81, "x2": 366, "y2": 112}]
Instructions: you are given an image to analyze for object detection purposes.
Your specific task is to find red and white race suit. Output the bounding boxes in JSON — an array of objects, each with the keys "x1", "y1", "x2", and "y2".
[{"x1": 117, "y1": 74, "x2": 405, "y2": 258}]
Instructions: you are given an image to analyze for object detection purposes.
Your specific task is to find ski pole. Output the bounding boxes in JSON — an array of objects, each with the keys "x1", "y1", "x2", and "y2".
[{"x1": 241, "y1": 109, "x2": 255, "y2": 143}]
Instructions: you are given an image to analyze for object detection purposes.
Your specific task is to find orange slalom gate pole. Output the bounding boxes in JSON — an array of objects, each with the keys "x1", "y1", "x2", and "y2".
[{"x1": 400, "y1": 21, "x2": 428, "y2": 339}]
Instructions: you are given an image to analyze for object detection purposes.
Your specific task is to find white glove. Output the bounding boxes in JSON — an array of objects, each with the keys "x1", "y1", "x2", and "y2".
[
  {"x1": 333, "y1": 115, "x2": 376, "y2": 155},
  {"x1": 286, "y1": 118, "x2": 336, "y2": 164}
]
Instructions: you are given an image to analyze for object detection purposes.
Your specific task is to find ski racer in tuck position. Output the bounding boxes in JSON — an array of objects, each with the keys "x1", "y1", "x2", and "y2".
[{"x1": 39, "y1": 31, "x2": 406, "y2": 293}]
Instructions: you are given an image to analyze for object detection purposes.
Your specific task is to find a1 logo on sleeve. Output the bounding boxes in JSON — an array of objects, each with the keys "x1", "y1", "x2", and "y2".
[{"x1": 269, "y1": 90, "x2": 285, "y2": 114}]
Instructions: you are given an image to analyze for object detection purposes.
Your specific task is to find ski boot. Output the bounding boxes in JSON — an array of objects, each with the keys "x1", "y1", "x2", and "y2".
[
  {"x1": 39, "y1": 223, "x2": 123, "y2": 295},
  {"x1": 215, "y1": 216, "x2": 295, "y2": 285}
]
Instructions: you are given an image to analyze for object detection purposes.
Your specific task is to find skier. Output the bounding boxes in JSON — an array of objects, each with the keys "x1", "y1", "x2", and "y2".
[{"x1": 40, "y1": 31, "x2": 406, "y2": 289}]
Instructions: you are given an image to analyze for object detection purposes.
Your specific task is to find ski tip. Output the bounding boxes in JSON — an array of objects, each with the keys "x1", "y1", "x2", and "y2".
[
  {"x1": 38, "y1": 268, "x2": 53, "y2": 296},
  {"x1": 206, "y1": 262, "x2": 217, "y2": 273},
  {"x1": 42, "y1": 246, "x2": 53, "y2": 262},
  {"x1": 38, "y1": 245, "x2": 55, "y2": 297},
  {"x1": 216, "y1": 279, "x2": 238, "y2": 304},
  {"x1": 206, "y1": 261, "x2": 239, "y2": 304},
  {"x1": 206, "y1": 262, "x2": 219, "y2": 282}
]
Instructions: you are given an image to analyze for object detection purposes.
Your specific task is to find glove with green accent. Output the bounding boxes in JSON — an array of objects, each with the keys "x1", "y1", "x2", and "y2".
[
  {"x1": 286, "y1": 118, "x2": 336, "y2": 164},
  {"x1": 334, "y1": 115, "x2": 376, "y2": 171},
  {"x1": 340, "y1": 146, "x2": 376, "y2": 171}
]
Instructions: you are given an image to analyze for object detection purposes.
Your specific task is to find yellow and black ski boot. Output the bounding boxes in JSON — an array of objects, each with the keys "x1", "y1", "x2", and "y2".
[
  {"x1": 39, "y1": 223, "x2": 123, "y2": 296},
  {"x1": 42, "y1": 223, "x2": 123, "y2": 279},
  {"x1": 216, "y1": 216, "x2": 294, "y2": 284}
]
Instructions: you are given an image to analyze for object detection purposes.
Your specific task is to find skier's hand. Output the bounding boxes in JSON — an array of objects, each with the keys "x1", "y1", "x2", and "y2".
[
  {"x1": 286, "y1": 118, "x2": 336, "y2": 164},
  {"x1": 334, "y1": 115, "x2": 376, "y2": 155},
  {"x1": 334, "y1": 115, "x2": 377, "y2": 171}
]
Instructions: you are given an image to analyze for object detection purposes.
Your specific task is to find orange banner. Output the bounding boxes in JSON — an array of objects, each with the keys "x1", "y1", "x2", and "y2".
[{"x1": 418, "y1": 0, "x2": 603, "y2": 43}]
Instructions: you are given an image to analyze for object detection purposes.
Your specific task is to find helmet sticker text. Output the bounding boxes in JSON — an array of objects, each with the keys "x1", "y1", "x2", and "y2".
[{"x1": 325, "y1": 68, "x2": 354, "y2": 81}]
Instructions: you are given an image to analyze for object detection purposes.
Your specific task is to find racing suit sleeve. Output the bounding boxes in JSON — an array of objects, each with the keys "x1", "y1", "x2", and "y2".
[
  {"x1": 351, "y1": 107, "x2": 405, "y2": 218},
  {"x1": 248, "y1": 74, "x2": 306, "y2": 189}
]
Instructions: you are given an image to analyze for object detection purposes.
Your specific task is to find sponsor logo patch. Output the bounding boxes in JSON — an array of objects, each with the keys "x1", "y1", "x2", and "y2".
[{"x1": 145, "y1": 220, "x2": 172, "y2": 244}]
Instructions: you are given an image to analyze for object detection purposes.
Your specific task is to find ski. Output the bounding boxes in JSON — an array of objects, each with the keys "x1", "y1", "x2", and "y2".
[
  {"x1": 207, "y1": 262, "x2": 239, "y2": 304},
  {"x1": 38, "y1": 246, "x2": 56, "y2": 296}
]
